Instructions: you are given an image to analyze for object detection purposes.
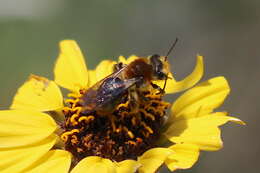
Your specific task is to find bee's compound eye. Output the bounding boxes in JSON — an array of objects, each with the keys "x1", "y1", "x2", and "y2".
[
  {"x1": 150, "y1": 54, "x2": 160, "y2": 63},
  {"x1": 151, "y1": 54, "x2": 162, "y2": 68},
  {"x1": 157, "y1": 71, "x2": 167, "y2": 80},
  {"x1": 150, "y1": 54, "x2": 166, "y2": 79}
]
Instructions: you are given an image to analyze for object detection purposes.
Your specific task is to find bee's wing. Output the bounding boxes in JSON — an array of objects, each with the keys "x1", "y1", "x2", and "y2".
[
  {"x1": 88, "y1": 64, "x2": 127, "y2": 91},
  {"x1": 80, "y1": 65, "x2": 133, "y2": 111},
  {"x1": 93, "y1": 78, "x2": 140, "y2": 111},
  {"x1": 95, "y1": 77, "x2": 141, "y2": 107}
]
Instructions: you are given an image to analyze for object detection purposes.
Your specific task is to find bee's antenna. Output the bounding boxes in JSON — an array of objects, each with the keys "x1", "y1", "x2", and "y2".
[
  {"x1": 164, "y1": 38, "x2": 178, "y2": 61},
  {"x1": 161, "y1": 38, "x2": 178, "y2": 94}
]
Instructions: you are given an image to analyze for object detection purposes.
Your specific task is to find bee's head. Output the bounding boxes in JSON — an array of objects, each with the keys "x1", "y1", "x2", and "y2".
[
  {"x1": 150, "y1": 38, "x2": 178, "y2": 81},
  {"x1": 150, "y1": 54, "x2": 170, "y2": 80}
]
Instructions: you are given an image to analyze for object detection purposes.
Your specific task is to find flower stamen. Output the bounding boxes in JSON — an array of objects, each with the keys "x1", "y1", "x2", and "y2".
[{"x1": 61, "y1": 89, "x2": 170, "y2": 162}]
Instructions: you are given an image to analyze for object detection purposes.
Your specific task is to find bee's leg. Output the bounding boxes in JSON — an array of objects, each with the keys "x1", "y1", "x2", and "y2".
[
  {"x1": 150, "y1": 82, "x2": 165, "y2": 95},
  {"x1": 128, "y1": 90, "x2": 140, "y2": 113},
  {"x1": 137, "y1": 91, "x2": 149, "y2": 102}
]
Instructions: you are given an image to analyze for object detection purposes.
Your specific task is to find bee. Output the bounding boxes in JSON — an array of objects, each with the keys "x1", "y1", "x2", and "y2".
[
  {"x1": 115, "y1": 38, "x2": 178, "y2": 93},
  {"x1": 111, "y1": 38, "x2": 178, "y2": 111},
  {"x1": 78, "y1": 38, "x2": 178, "y2": 115},
  {"x1": 114, "y1": 54, "x2": 169, "y2": 94},
  {"x1": 78, "y1": 66, "x2": 141, "y2": 114}
]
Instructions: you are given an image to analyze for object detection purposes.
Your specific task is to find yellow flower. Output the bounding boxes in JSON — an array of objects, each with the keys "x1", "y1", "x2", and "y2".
[{"x1": 0, "y1": 40, "x2": 244, "y2": 173}]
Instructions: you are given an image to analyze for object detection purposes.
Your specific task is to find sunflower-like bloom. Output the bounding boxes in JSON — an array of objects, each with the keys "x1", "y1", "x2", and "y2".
[{"x1": 0, "y1": 40, "x2": 244, "y2": 173}]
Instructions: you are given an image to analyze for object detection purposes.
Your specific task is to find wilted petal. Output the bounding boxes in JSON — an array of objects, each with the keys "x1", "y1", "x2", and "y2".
[{"x1": 10, "y1": 75, "x2": 63, "y2": 112}]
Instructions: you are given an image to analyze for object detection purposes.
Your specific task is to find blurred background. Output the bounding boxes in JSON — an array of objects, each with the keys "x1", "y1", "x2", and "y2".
[{"x1": 0, "y1": 0, "x2": 258, "y2": 172}]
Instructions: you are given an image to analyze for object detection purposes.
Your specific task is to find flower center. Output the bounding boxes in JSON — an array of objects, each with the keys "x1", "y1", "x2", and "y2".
[{"x1": 60, "y1": 89, "x2": 170, "y2": 162}]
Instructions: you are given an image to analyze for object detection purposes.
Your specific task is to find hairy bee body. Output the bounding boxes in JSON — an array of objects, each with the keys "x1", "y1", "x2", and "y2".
[
  {"x1": 77, "y1": 54, "x2": 171, "y2": 115},
  {"x1": 123, "y1": 58, "x2": 154, "y2": 81},
  {"x1": 112, "y1": 54, "x2": 171, "y2": 112}
]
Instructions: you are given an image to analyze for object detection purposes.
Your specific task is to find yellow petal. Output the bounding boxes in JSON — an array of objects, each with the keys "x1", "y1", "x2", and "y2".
[
  {"x1": 0, "y1": 110, "x2": 57, "y2": 148},
  {"x1": 94, "y1": 60, "x2": 117, "y2": 82},
  {"x1": 169, "y1": 76, "x2": 230, "y2": 121},
  {"x1": 165, "y1": 112, "x2": 243, "y2": 151},
  {"x1": 116, "y1": 160, "x2": 141, "y2": 173},
  {"x1": 92, "y1": 55, "x2": 140, "y2": 84},
  {"x1": 87, "y1": 70, "x2": 98, "y2": 88},
  {"x1": 0, "y1": 134, "x2": 56, "y2": 173},
  {"x1": 71, "y1": 156, "x2": 116, "y2": 173},
  {"x1": 155, "y1": 55, "x2": 204, "y2": 94},
  {"x1": 118, "y1": 55, "x2": 127, "y2": 64},
  {"x1": 137, "y1": 148, "x2": 173, "y2": 173},
  {"x1": 87, "y1": 60, "x2": 117, "y2": 88},
  {"x1": 165, "y1": 144, "x2": 199, "y2": 171},
  {"x1": 54, "y1": 40, "x2": 88, "y2": 92},
  {"x1": 24, "y1": 150, "x2": 71, "y2": 173},
  {"x1": 125, "y1": 55, "x2": 139, "y2": 63},
  {"x1": 10, "y1": 75, "x2": 64, "y2": 112},
  {"x1": 153, "y1": 72, "x2": 177, "y2": 94}
]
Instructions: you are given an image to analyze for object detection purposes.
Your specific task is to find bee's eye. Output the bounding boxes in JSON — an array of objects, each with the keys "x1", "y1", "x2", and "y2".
[
  {"x1": 150, "y1": 54, "x2": 160, "y2": 60},
  {"x1": 150, "y1": 54, "x2": 161, "y2": 67},
  {"x1": 150, "y1": 54, "x2": 162, "y2": 71},
  {"x1": 150, "y1": 54, "x2": 167, "y2": 80},
  {"x1": 157, "y1": 72, "x2": 167, "y2": 80}
]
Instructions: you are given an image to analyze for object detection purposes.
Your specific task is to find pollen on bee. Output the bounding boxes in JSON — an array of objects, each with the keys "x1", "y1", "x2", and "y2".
[{"x1": 60, "y1": 88, "x2": 170, "y2": 162}]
